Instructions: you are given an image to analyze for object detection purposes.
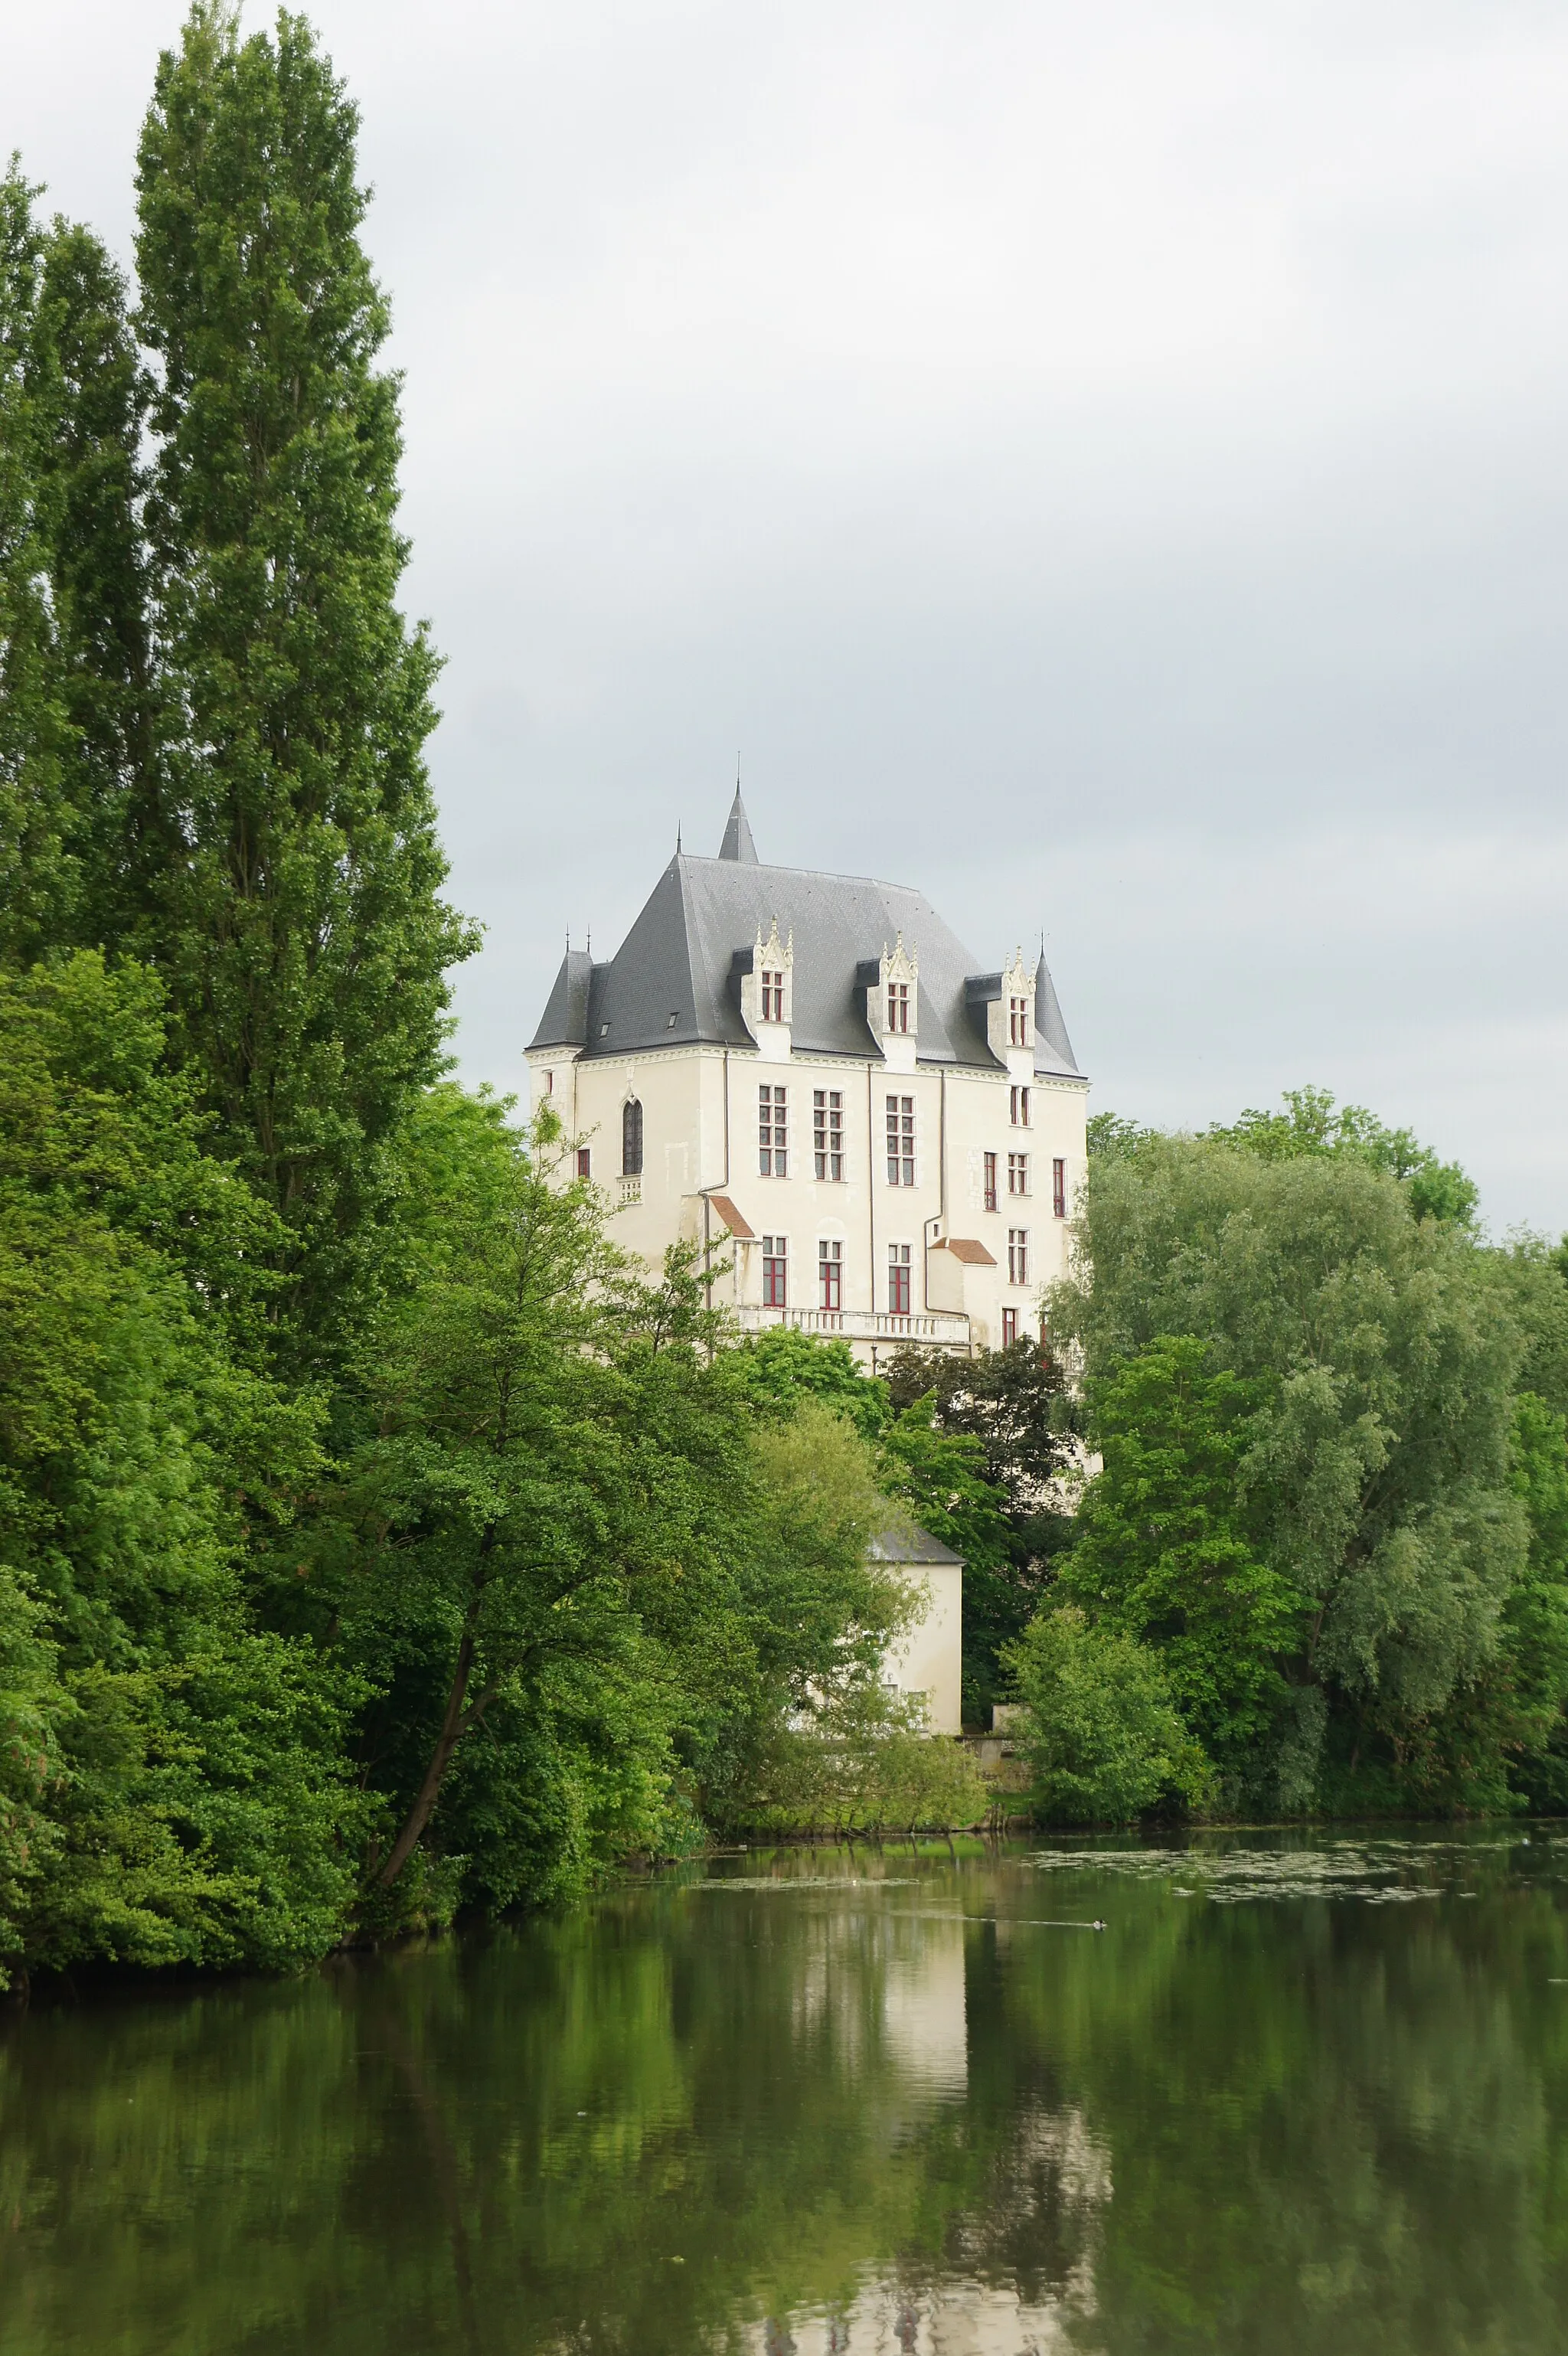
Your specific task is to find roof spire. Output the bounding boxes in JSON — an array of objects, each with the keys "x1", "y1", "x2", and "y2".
[
  {"x1": 718, "y1": 781, "x2": 759, "y2": 864},
  {"x1": 1034, "y1": 938, "x2": 1080, "y2": 1072}
]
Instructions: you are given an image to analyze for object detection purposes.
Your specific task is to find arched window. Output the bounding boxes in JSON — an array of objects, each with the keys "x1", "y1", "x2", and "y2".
[{"x1": 622, "y1": 1097, "x2": 643, "y2": 1177}]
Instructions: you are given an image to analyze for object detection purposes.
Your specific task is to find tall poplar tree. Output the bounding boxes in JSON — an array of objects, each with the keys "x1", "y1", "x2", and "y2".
[
  {"x1": 28, "y1": 218, "x2": 163, "y2": 953},
  {"x1": 0, "y1": 165, "x2": 74, "y2": 965},
  {"x1": 1, "y1": 169, "x2": 160, "y2": 968},
  {"x1": 134, "y1": 4, "x2": 475, "y2": 1370}
]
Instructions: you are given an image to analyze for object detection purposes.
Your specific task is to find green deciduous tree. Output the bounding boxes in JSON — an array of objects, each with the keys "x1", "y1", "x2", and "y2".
[
  {"x1": 0, "y1": 953, "x2": 364, "y2": 1983},
  {"x1": 884, "y1": 1339, "x2": 1078, "y2": 1722},
  {"x1": 1208, "y1": 1083, "x2": 1479, "y2": 1227},
  {"x1": 1005, "y1": 1604, "x2": 1210, "y2": 1825},
  {"x1": 28, "y1": 215, "x2": 162, "y2": 952},
  {"x1": 1059, "y1": 1337, "x2": 1298, "y2": 1779},
  {"x1": 1496, "y1": 1394, "x2": 1568, "y2": 1809},
  {"x1": 335, "y1": 1100, "x2": 906, "y2": 1904},
  {"x1": 0, "y1": 166, "x2": 160, "y2": 969},
  {"x1": 1053, "y1": 1134, "x2": 1528, "y2": 1809},
  {"x1": 0, "y1": 163, "x2": 75, "y2": 965},
  {"x1": 133, "y1": 4, "x2": 475, "y2": 1371}
]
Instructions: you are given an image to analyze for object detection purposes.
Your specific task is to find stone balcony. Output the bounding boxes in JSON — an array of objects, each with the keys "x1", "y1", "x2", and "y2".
[{"x1": 733, "y1": 1304, "x2": 971, "y2": 1348}]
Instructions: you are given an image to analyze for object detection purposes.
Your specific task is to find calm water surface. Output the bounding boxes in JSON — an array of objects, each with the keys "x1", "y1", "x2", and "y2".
[{"x1": 6, "y1": 1830, "x2": 1568, "y2": 2354}]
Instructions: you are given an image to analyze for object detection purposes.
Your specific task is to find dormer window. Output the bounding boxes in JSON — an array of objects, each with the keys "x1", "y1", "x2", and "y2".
[
  {"x1": 867, "y1": 933, "x2": 918, "y2": 1060},
  {"x1": 740, "y1": 919, "x2": 793, "y2": 1041},
  {"x1": 1008, "y1": 995, "x2": 1028, "y2": 1046}
]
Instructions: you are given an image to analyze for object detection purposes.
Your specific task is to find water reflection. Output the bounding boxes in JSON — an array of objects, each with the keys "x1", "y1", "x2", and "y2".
[{"x1": 2, "y1": 1834, "x2": 1567, "y2": 2354}]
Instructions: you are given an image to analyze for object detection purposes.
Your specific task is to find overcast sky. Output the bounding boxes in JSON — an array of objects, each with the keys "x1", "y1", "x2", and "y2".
[{"x1": 8, "y1": 1, "x2": 1567, "y2": 1230}]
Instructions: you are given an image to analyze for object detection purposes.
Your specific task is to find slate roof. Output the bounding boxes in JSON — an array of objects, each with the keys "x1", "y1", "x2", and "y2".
[
  {"x1": 529, "y1": 794, "x2": 1084, "y2": 1080},
  {"x1": 867, "y1": 1522, "x2": 965, "y2": 1568}
]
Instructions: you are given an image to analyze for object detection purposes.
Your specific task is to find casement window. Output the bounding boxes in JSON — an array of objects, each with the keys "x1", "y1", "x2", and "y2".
[
  {"x1": 758, "y1": 1084, "x2": 789, "y2": 1176},
  {"x1": 762, "y1": 1235, "x2": 789, "y2": 1307},
  {"x1": 812, "y1": 1089, "x2": 844, "y2": 1181},
  {"x1": 1008, "y1": 1151, "x2": 1029, "y2": 1197},
  {"x1": 886, "y1": 979, "x2": 910, "y2": 1034},
  {"x1": 818, "y1": 1239, "x2": 842, "y2": 1312},
  {"x1": 1053, "y1": 1157, "x2": 1067, "y2": 1218},
  {"x1": 887, "y1": 1242, "x2": 912, "y2": 1317},
  {"x1": 1008, "y1": 1227, "x2": 1029, "y2": 1285},
  {"x1": 982, "y1": 1150, "x2": 998, "y2": 1214},
  {"x1": 1001, "y1": 1307, "x2": 1018, "y2": 1347},
  {"x1": 886, "y1": 1095, "x2": 915, "y2": 1185},
  {"x1": 761, "y1": 969, "x2": 786, "y2": 1022},
  {"x1": 577, "y1": 1146, "x2": 592, "y2": 1180},
  {"x1": 621, "y1": 1098, "x2": 643, "y2": 1177},
  {"x1": 1010, "y1": 1084, "x2": 1030, "y2": 1126},
  {"x1": 1008, "y1": 994, "x2": 1029, "y2": 1047}
]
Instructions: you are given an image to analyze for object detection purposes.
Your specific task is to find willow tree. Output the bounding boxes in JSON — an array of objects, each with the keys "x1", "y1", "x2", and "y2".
[{"x1": 135, "y1": 5, "x2": 475, "y2": 1371}]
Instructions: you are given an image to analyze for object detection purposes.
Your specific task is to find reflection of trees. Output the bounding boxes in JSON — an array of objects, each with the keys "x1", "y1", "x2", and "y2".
[
  {"x1": 2, "y1": 1852, "x2": 1567, "y2": 2354},
  {"x1": 978, "y1": 1867, "x2": 1568, "y2": 2355},
  {"x1": 0, "y1": 1881, "x2": 1002, "y2": 2354}
]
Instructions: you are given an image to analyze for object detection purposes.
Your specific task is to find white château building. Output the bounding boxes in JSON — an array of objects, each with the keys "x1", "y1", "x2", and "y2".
[{"x1": 528, "y1": 791, "x2": 1088, "y2": 1368}]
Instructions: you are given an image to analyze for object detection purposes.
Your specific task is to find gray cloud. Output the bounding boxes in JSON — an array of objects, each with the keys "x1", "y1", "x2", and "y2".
[{"x1": 9, "y1": 0, "x2": 1566, "y2": 1227}]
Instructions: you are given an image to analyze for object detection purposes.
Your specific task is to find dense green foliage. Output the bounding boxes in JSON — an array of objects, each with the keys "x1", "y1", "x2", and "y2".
[
  {"x1": 0, "y1": 953, "x2": 363, "y2": 1972},
  {"x1": 1057, "y1": 1337, "x2": 1295, "y2": 1775},
  {"x1": 1006, "y1": 1603, "x2": 1209, "y2": 1824},
  {"x1": 4, "y1": 1, "x2": 1568, "y2": 1985},
  {"x1": 0, "y1": 8, "x2": 968, "y2": 1987},
  {"x1": 1035, "y1": 1098, "x2": 1568, "y2": 1820},
  {"x1": 884, "y1": 1340, "x2": 1077, "y2": 1720}
]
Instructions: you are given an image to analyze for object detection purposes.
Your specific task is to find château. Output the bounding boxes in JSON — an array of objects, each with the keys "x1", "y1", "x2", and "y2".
[{"x1": 528, "y1": 789, "x2": 1088, "y2": 1367}]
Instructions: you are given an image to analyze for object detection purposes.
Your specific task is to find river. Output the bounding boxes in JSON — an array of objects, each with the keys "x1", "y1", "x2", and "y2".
[{"x1": 5, "y1": 1830, "x2": 1568, "y2": 2353}]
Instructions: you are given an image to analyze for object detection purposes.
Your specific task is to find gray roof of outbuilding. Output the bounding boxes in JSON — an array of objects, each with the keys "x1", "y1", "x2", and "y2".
[
  {"x1": 868, "y1": 1521, "x2": 965, "y2": 1567},
  {"x1": 529, "y1": 848, "x2": 1085, "y2": 1079}
]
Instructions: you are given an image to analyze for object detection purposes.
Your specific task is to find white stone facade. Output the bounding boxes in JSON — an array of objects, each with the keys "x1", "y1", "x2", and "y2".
[
  {"x1": 529, "y1": 1037, "x2": 1086, "y2": 1363},
  {"x1": 527, "y1": 798, "x2": 1088, "y2": 1366}
]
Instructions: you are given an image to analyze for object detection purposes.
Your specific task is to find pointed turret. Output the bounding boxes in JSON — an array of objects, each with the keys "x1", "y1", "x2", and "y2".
[
  {"x1": 717, "y1": 786, "x2": 759, "y2": 864},
  {"x1": 528, "y1": 947, "x2": 595, "y2": 1049},
  {"x1": 1034, "y1": 946, "x2": 1080, "y2": 1074}
]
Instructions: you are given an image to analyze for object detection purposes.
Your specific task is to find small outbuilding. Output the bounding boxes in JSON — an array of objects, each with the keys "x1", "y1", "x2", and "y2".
[{"x1": 867, "y1": 1523, "x2": 964, "y2": 1736}]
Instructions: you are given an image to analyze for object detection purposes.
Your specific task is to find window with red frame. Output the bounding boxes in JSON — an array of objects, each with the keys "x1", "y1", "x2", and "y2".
[
  {"x1": 887, "y1": 1242, "x2": 912, "y2": 1316},
  {"x1": 1010, "y1": 1083, "x2": 1030, "y2": 1126},
  {"x1": 758, "y1": 1083, "x2": 789, "y2": 1175},
  {"x1": 1053, "y1": 1157, "x2": 1067, "y2": 1217},
  {"x1": 818, "y1": 1239, "x2": 841, "y2": 1312},
  {"x1": 1008, "y1": 1151, "x2": 1028, "y2": 1196},
  {"x1": 576, "y1": 1146, "x2": 591, "y2": 1180},
  {"x1": 761, "y1": 969, "x2": 786, "y2": 1021},
  {"x1": 762, "y1": 1235, "x2": 788, "y2": 1308},
  {"x1": 983, "y1": 1150, "x2": 998, "y2": 1213},
  {"x1": 886, "y1": 979, "x2": 910, "y2": 1033},
  {"x1": 1008, "y1": 1227, "x2": 1028, "y2": 1285},
  {"x1": 1008, "y1": 995, "x2": 1029, "y2": 1046},
  {"x1": 1001, "y1": 1307, "x2": 1018, "y2": 1347}
]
